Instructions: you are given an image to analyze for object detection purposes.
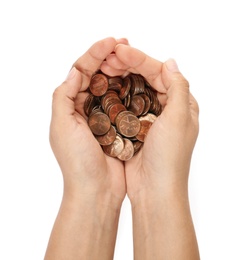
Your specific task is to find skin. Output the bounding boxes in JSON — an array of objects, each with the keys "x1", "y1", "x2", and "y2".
[
  {"x1": 104, "y1": 45, "x2": 200, "y2": 259},
  {"x1": 45, "y1": 37, "x2": 200, "y2": 260},
  {"x1": 45, "y1": 38, "x2": 128, "y2": 260}
]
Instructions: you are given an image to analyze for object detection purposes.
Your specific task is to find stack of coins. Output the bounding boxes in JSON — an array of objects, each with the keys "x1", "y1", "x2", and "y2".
[{"x1": 84, "y1": 72, "x2": 162, "y2": 161}]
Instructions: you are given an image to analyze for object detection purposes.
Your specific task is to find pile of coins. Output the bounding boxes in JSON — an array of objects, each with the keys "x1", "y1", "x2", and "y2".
[{"x1": 84, "y1": 71, "x2": 162, "y2": 161}]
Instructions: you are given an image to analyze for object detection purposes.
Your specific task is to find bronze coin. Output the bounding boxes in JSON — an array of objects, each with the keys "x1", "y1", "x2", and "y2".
[
  {"x1": 95, "y1": 126, "x2": 117, "y2": 146},
  {"x1": 123, "y1": 92, "x2": 131, "y2": 108},
  {"x1": 129, "y1": 74, "x2": 145, "y2": 95},
  {"x1": 108, "y1": 76, "x2": 123, "y2": 92},
  {"x1": 139, "y1": 113, "x2": 157, "y2": 123},
  {"x1": 108, "y1": 103, "x2": 127, "y2": 125},
  {"x1": 128, "y1": 94, "x2": 145, "y2": 116},
  {"x1": 136, "y1": 114, "x2": 155, "y2": 142},
  {"x1": 88, "y1": 111, "x2": 111, "y2": 135},
  {"x1": 133, "y1": 140, "x2": 143, "y2": 155},
  {"x1": 139, "y1": 94, "x2": 151, "y2": 115},
  {"x1": 119, "y1": 76, "x2": 131, "y2": 100},
  {"x1": 117, "y1": 139, "x2": 134, "y2": 161},
  {"x1": 85, "y1": 71, "x2": 163, "y2": 160},
  {"x1": 102, "y1": 134, "x2": 124, "y2": 157},
  {"x1": 89, "y1": 73, "x2": 108, "y2": 97},
  {"x1": 104, "y1": 97, "x2": 122, "y2": 116},
  {"x1": 89, "y1": 106, "x2": 103, "y2": 116},
  {"x1": 117, "y1": 112, "x2": 141, "y2": 138},
  {"x1": 136, "y1": 119, "x2": 153, "y2": 142},
  {"x1": 84, "y1": 94, "x2": 96, "y2": 117},
  {"x1": 115, "y1": 110, "x2": 134, "y2": 126}
]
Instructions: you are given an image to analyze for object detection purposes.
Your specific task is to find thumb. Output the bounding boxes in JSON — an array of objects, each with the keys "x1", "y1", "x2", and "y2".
[
  {"x1": 163, "y1": 59, "x2": 190, "y2": 112},
  {"x1": 51, "y1": 67, "x2": 82, "y2": 120}
]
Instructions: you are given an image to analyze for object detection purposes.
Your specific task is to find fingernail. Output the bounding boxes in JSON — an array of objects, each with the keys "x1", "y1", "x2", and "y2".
[
  {"x1": 165, "y1": 59, "x2": 179, "y2": 72},
  {"x1": 66, "y1": 67, "x2": 76, "y2": 80},
  {"x1": 116, "y1": 38, "x2": 129, "y2": 44}
]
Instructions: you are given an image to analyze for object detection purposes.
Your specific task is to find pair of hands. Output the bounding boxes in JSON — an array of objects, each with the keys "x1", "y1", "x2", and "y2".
[{"x1": 49, "y1": 37, "x2": 199, "y2": 209}]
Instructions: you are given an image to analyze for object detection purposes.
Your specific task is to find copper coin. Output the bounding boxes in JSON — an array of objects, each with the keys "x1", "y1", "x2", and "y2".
[
  {"x1": 128, "y1": 94, "x2": 145, "y2": 116},
  {"x1": 117, "y1": 112, "x2": 141, "y2": 138},
  {"x1": 129, "y1": 74, "x2": 145, "y2": 95},
  {"x1": 123, "y1": 92, "x2": 131, "y2": 108},
  {"x1": 108, "y1": 103, "x2": 127, "y2": 125},
  {"x1": 95, "y1": 126, "x2": 117, "y2": 146},
  {"x1": 136, "y1": 119, "x2": 153, "y2": 142},
  {"x1": 102, "y1": 134, "x2": 124, "y2": 157},
  {"x1": 119, "y1": 76, "x2": 131, "y2": 99},
  {"x1": 104, "y1": 97, "x2": 122, "y2": 116},
  {"x1": 88, "y1": 111, "x2": 111, "y2": 135},
  {"x1": 84, "y1": 94, "x2": 96, "y2": 117},
  {"x1": 108, "y1": 76, "x2": 123, "y2": 92},
  {"x1": 117, "y1": 139, "x2": 134, "y2": 161},
  {"x1": 86, "y1": 71, "x2": 163, "y2": 160},
  {"x1": 89, "y1": 73, "x2": 108, "y2": 97},
  {"x1": 139, "y1": 113, "x2": 157, "y2": 123},
  {"x1": 133, "y1": 141, "x2": 143, "y2": 155},
  {"x1": 115, "y1": 110, "x2": 134, "y2": 126},
  {"x1": 139, "y1": 94, "x2": 151, "y2": 115}
]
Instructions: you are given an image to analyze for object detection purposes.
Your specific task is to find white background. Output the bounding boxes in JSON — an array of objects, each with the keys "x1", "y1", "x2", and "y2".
[{"x1": 0, "y1": 0, "x2": 245, "y2": 259}]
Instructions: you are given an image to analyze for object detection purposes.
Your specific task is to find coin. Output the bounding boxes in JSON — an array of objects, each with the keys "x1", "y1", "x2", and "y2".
[
  {"x1": 84, "y1": 71, "x2": 163, "y2": 160},
  {"x1": 116, "y1": 112, "x2": 141, "y2": 138},
  {"x1": 89, "y1": 73, "x2": 108, "y2": 96},
  {"x1": 108, "y1": 76, "x2": 123, "y2": 92},
  {"x1": 117, "y1": 139, "x2": 134, "y2": 161},
  {"x1": 84, "y1": 94, "x2": 99, "y2": 117},
  {"x1": 136, "y1": 113, "x2": 157, "y2": 142},
  {"x1": 88, "y1": 111, "x2": 111, "y2": 135},
  {"x1": 102, "y1": 134, "x2": 124, "y2": 157},
  {"x1": 139, "y1": 94, "x2": 151, "y2": 115},
  {"x1": 128, "y1": 94, "x2": 145, "y2": 116},
  {"x1": 119, "y1": 76, "x2": 131, "y2": 99},
  {"x1": 136, "y1": 119, "x2": 153, "y2": 142},
  {"x1": 139, "y1": 113, "x2": 157, "y2": 123},
  {"x1": 108, "y1": 103, "x2": 127, "y2": 125},
  {"x1": 95, "y1": 126, "x2": 117, "y2": 146},
  {"x1": 133, "y1": 141, "x2": 143, "y2": 155}
]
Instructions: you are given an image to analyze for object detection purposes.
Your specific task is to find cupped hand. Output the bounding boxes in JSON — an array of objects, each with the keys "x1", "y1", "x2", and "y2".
[
  {"x1": 102, "y1": 44, "x2": 199, "y2": 202},
  {"x1": 49, "y1": 38, "x2": 129, "y2": 205}
]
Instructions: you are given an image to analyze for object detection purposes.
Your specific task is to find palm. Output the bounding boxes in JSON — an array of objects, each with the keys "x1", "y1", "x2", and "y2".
[
  {"x1": 74, "y1": 92, "x2": 126, "y2": 200},
  {"x1": 124, "y1": 116, "x2": 166, "y2": 200}
]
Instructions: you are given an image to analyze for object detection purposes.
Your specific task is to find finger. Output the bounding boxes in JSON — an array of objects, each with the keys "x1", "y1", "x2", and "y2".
[
  {"x1": 114, "y1": 44, "x2": 166, "y2": 93},
  {"x1": 162, "y1": 59, "x2": 192, "y2": 116},
  {"x1": 51, "y1": 67, "x2": 83, "y2": 120},
  {"x1": 189, "y1": 92, "x2": 199, "y2": 118},
  {"x1": 101, "y1": 39, "x2": 130, "y2": 76},
  {"x1": 73, "y1": 37, "x2": 118, "y2": 91},
  {"x1": 100, "y1": 59, "x2": 128, "y2": 76},
  {"x1": 116, "y1": 38, "x2": 129, "y2": 45},
  {"x1": 105, "y1": 53, "x2": 129, "y2": 71}
]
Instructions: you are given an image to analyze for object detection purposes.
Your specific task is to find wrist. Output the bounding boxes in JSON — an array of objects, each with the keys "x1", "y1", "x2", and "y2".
[
  {"x1": 45, "y1": 188, "x2": 123, "y2": 259},
  {"x1": 129, "y1": 184, "x2": 199, "y2": 260},
  {"x1": 63, "y1": 184, "x2": 125, "y2": 212},
  {"x1": 129, "y1": 179, "x2": 189, "y2": 209}
]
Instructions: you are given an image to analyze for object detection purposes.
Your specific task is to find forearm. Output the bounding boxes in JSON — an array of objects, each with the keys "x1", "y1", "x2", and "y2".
[
  {"x1": 131, "y1": 187, "x2": 200, "y2": 260},
  {"x1": 44, "y1": 190, "x2": 122, "y2": 260}
]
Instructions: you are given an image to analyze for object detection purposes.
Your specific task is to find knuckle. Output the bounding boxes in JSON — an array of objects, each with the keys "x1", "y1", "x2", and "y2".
[
  {"x1": 52, "y1": 84, "x2": 63, "y2": 100},
  {"x1": 178, "y1": 76, "x2": 190, "y2": 90}
]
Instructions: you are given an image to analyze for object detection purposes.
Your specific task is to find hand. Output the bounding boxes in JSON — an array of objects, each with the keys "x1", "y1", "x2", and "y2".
[
  {"x1": 50, "y1": 38, "x2": 128, "y2": 205},
  {"x1": 102, "y1": 44, "x2": 199, "y2": 202},
  {"x1": 102, "y1": 44, "x2": 200, "y2": 259}
]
